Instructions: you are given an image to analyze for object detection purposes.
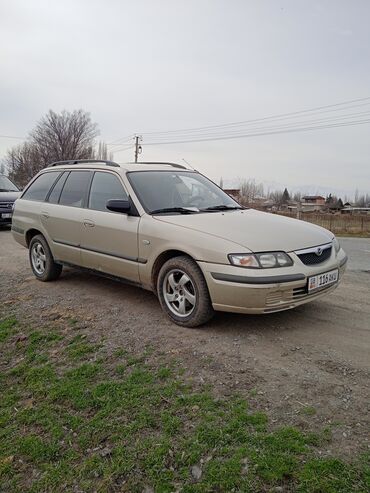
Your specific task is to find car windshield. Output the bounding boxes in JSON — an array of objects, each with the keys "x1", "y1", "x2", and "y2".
[
  {"x1": 128, "y1": 170, "x2": 242, "y2": 214},
  {"x1": 0, "y1": 175, "x2": 19, "y2": 192}
]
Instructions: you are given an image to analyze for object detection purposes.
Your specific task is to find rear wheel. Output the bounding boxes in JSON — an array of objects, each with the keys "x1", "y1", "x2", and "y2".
[
  {"x1": 157, "y1": 256, "x2": 214, "y2": 327},
  {"x1": 29, "y1": 235, "x2": 62, "y2": 281}
]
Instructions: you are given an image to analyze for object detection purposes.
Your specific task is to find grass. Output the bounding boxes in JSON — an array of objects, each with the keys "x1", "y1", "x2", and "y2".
[{"x1": 0, "y1": 316, "x2": 369, "y2": 493}]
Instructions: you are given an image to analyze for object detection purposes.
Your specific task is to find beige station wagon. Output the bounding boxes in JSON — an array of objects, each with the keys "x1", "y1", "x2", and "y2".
[{"x1": 12, "y1": 160, "x2": 348, "y2": 327}]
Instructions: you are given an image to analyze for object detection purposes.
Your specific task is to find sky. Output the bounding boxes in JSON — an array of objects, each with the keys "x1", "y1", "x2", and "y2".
[{"x1": 1, "y1": 0, "x2": 370, "y2": 196}]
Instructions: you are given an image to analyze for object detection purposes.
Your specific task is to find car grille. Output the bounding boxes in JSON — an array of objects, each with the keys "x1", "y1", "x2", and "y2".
[
  {"x1": 292, "y1": 282, "x2": 334, "y2": 299},
  {"x1": 295, "y1": 243, "x2": 332, "y2": 266},
  {"x1": 265, "y1": 281, "x2": 337, "y2": 311},
  {"x1": 0, "y1": 202, "x2": 13, "y2": 210}
]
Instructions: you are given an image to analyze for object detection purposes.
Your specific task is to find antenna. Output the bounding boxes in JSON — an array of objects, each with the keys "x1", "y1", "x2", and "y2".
[{"x1": 182, "y1": 158, "x2": 197, "y2": 171}]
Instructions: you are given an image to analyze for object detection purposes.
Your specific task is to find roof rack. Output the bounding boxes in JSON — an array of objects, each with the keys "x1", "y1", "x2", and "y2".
[
  {"x1": 129, "y1": 161, "x2": 187, "y2": 170},
  {"x1": 48, "y1": 159, "x2": 120, "y2": 168}
]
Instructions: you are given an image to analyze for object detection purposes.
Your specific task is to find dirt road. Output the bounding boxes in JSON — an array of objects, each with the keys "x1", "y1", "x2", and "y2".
[{"x1": 0, "y1": 229, "x2": 369, "y2": 456}]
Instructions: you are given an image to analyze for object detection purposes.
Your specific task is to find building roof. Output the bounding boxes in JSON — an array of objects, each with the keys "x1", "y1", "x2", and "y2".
[{"x1": 302, "y1": 195, "x2": 325, "y2": 200}]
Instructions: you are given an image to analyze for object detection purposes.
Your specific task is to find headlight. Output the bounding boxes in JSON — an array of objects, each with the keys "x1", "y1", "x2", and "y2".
[
  {"x1": 333, "y1": 237, "x2": 340, "y2": 254},
  {"x1": 228, "y1": 254, "x2": 260, "y2": 268},
  {"x1": 228, "y1": 252, "x2": 293, "y2": 269}
]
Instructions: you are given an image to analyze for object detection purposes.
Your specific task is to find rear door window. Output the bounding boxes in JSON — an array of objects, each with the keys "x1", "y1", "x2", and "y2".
[
  {"x1": 59, "y1": 171, "x2": 92, "y2": 208},
  {"x1": 88, "y1": 172, "x2": 128, "y2": 212},
  {"x1": 22, "y1": 172, "x2": 61, "y2": 202},
  {"x1": 48, "y1": 172, "x2": 69, "y2": 204}
]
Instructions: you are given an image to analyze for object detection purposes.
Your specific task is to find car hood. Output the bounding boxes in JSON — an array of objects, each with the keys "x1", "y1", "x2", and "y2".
[
  {"x1": 0, "y1": 191, "x2": 21, "y2": 202},
  {"x1": 154, "y1": 209, "x2": 333, "y2": 252}
]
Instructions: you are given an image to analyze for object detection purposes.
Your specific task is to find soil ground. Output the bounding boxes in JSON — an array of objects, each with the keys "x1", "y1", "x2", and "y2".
[{"x1": 0, "y1": 230, "x2": 369, "y2": 458}]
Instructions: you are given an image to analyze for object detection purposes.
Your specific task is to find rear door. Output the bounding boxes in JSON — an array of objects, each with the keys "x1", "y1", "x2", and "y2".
[
  {"x1": 80, "y1": 170, "x2": 141, "y2": 282},
  {"x1": 41, "y1": 170, "x2": 92, "y2": 264}
]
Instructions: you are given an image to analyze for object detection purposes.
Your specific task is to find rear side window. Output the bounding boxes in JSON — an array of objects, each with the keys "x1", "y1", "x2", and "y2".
[
  {"x1": 88, "y1": 172, "x2": 128, "y2": 212},
  {"x1": 59, "y1": 171, "x2": 92, "y2": 208},
  {"x1": 22, "y1": 172, "x2": 61, "y2": 202},
  {"x1": 48, "y1": 172, "x2": 69, "y2": 204}
]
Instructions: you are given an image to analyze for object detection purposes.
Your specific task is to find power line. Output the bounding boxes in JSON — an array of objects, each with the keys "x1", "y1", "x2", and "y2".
[
  {"x1": 138, "y1": 96, "x2": 370, "y2": 138},
  {"x1": 107, "y1": 134, "x2": 136, "y2": 146},
  {"x1": 142, "y1": 109, "x2": 370, "y2": 143},
  {"x1": 141, "y1": 105, "x2": 370, "y2": 141},
  {"x1": 144, "y1": 118, "x2": 370, "y2": 146},
  {"x1": 111, "y1": 144, "x2": 135, "y2": 154},
  {"x1": 0, "y1": 134, "x2": 25, "y2": 140}
]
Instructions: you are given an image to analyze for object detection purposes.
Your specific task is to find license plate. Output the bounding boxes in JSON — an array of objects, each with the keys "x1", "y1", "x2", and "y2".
[
  {"x1": 1, "y1": 213, "x2": 12, "y2": 219},
  {"x1": 308, "y1": 269, "x2": 338, "y2": 292}
]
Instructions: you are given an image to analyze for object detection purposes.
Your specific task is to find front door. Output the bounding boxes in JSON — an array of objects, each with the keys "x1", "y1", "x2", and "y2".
[{"x1": 80, "y1": 170, "x2": 141, "y2": 283}]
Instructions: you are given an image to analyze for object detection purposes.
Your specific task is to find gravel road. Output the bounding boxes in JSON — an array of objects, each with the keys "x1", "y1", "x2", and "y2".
[{"x1": 0, "y1": 228, "x2": 369, "y2": 456}]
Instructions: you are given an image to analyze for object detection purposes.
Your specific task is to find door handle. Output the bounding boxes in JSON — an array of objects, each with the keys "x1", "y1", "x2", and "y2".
[
  {"x1": 41, "y1": 211, "x2": 50, "y2": 219},
  {"x1": 83, "y1": 220, "x2": 95, "y2": 228}
]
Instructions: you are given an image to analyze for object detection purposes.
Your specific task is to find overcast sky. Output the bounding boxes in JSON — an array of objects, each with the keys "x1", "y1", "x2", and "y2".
[{"x1": 1, "y1": 0, "x2": 369, "y2": 195}]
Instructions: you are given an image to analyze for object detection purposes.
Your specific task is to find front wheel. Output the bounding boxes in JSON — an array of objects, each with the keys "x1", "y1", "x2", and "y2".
[
  {"x1": 157, "y1": 256, "x2": 214, "y2": 327},
  {"x1": 29, "y1": 235, "x2": 62, "y2": 281}
]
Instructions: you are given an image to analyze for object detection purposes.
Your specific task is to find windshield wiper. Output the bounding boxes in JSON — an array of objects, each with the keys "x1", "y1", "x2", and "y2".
[
  {"x1": 150, "y1": 207, "x2": 199, "y2": 215},
  {"x1": 202, "y1": 205, "x2": 244, "y2": 211}
]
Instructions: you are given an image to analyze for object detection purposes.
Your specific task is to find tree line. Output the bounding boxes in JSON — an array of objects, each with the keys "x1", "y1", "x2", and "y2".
[
  {"x1": 232, "y1": 178, "x2": 369, "y2": 208},
  {"x1": 1, "y1": 109, "x2": 113, "y2": 187}
]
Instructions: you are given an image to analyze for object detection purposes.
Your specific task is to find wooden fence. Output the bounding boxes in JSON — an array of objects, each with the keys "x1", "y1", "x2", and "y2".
[{"x1": 268, "y1": 212, "x2": 370, "y2": 234}]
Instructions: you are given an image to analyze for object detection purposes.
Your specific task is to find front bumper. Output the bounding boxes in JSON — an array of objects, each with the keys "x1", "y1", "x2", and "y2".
[
  {"x1": 0, "y1": 211, "x2": 13, "y2": 224},
  {"x1": 198, "y1": 250, "x2": 348, "y2": 314}
]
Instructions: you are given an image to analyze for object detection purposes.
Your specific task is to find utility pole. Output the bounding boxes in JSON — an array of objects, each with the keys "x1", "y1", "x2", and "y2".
[{"x1": 134, "y1": 135, "x2": 142, "y2": 163}]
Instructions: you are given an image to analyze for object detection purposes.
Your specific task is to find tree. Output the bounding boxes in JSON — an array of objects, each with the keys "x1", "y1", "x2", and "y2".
[
  {"x1": 293, "y1": 191, "x2": 301, "y2": 202},
  {"x1": 219, "y1": 176, "x2": 224, "y2": 189},
  {"x1": 6, "y1": 142, "x2": 45, "y2": 187},
  {"x1": 5, "y1": 109, "x2": 99, "y2": 186},
  {"x1": 94, "y1": 141, "x2": 113, "y2": 161},
  {"x1": 326, "y1": 193, "x2": 334, "y2": 205},
  {"x1": 281, "y1": 188, "x2": 290, "y2": 203},
  {"x1": 269, "y1": 190, "x2": 284, "y2": 205},
  {"x1": 239, "y1": 179, "x2": 264, "y2": 204},
  {"x1": 31, "y1": 110, "x2": 98, "y2": 164}
]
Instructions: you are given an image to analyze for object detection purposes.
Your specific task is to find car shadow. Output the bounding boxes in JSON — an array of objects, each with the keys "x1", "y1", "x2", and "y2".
[{"x1": 56, "y1": 265, "x2": 313, "y2": 335}]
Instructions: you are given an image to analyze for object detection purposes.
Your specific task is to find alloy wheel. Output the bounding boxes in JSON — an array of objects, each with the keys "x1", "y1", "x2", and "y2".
[
  {"x1": 163, "y1": 269, "x2": 196, "y2": 317},
  {"x1": 31, "y1": 242, "x2": 47, "y2": 275}
]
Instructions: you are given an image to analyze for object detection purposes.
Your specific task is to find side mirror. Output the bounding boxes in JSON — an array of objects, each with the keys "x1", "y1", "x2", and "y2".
[{"x1": 106, "y1": 199, "x2": 131, "y2": 214}]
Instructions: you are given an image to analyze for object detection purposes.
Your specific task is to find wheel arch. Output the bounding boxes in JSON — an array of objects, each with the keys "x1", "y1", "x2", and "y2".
[
  {"x1": 151, "y1": 249, "x2": 194, "y2": 293},
  {"x1": 25, "y1": 228, "x2": 44, "y2": 247}
]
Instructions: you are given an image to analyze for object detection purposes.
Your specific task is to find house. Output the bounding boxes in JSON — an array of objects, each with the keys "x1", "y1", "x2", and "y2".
[
  {"x1": 223, "y1": 188, "x2": 241, "y2": 201},
  {"x1": 300, "y1": 195, "x2": 326, "y2": 212},
  {"x1": 341, "y1": 206, "x2": 370, "y2": 215},
  {"x1": 301, "y1": 195, "x2": 326, "y2": 205}
]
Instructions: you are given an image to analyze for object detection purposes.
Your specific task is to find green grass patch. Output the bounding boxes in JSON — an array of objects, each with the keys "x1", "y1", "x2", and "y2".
[
  {"x1": 0, "y1": 316, "x2": 368, "y2": 493},
  {"x1": 300, "y1": 405, "x2": 317, "y2": 416},
  {"x1": 65, "y1": 334, "x2": 98, "y2": 359},
  {"x1": 0, "y1": 316, "x2": 17, "y2": 342}
]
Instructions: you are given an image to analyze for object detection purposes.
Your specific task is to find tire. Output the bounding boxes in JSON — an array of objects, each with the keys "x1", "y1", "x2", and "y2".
[
  {"x1": 157, "y1": 256, "x2": 214, "y2": 327},
  {"x1": 29, "y1": 234, "x2": 62, "y2": 282}
]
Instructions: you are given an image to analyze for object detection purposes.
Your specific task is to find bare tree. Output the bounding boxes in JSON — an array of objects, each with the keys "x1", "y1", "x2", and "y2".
[
  {"x1": 31, "y1": 110, "x2": 99, "y2": 165},
  {"x1": 94, "y1": 141, "x2": 113, "y2": 161},
  {"x1": 6, "y1": 142, "x2": 45, "y2": 187},
  {"x1": 269, "y1": 190, "x2": 284, "y2": 205},
  {"x1": 5, "y1": 109, "x2": 99, "y2": 186},
  {"x1": 239, "y1": 179, "x2": 264, "y2": 204},
  {"x1": 293, "y1": 191, "x2": 302, "y2": 202}
]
